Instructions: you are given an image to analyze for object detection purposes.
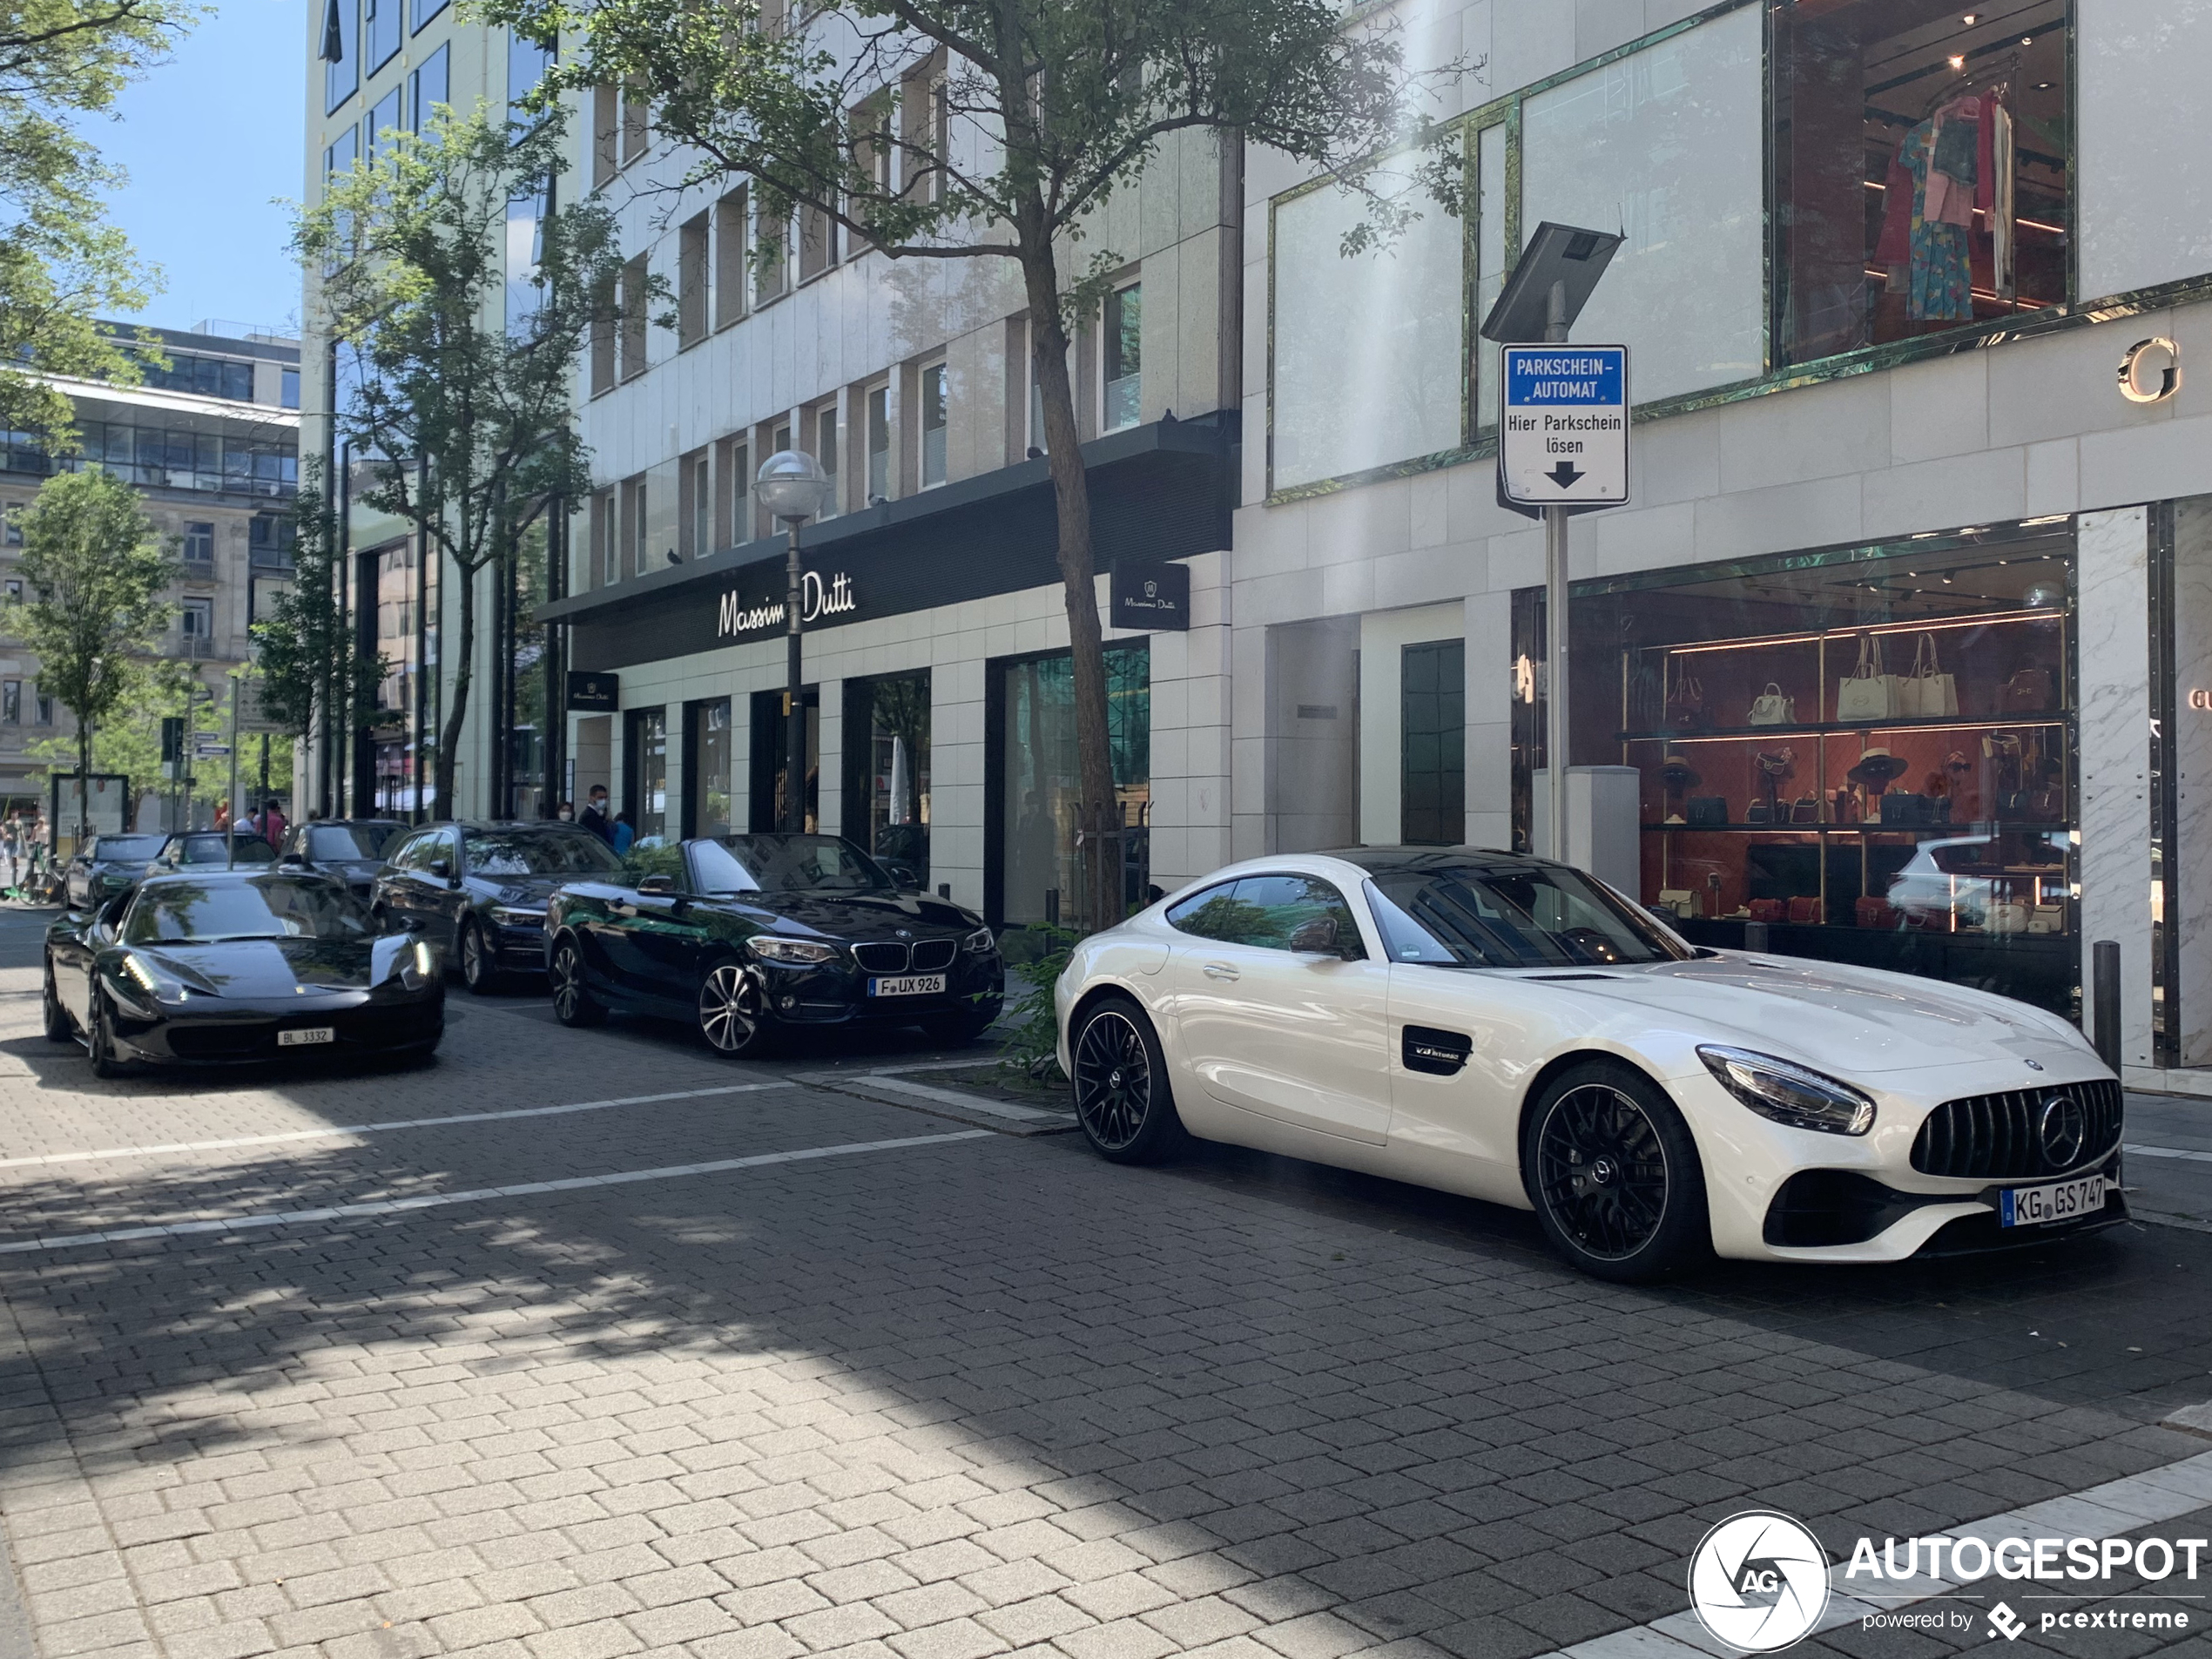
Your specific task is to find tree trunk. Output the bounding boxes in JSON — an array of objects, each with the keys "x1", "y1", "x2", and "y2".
[
  {"x1": 435, "y1": 551, "x2": 475, "y2": 816},
  {"x1": 1019, "y1": 239, "x2": 1119, "y2": 934}
]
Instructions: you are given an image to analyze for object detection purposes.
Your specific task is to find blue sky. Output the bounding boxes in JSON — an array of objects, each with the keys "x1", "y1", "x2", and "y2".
[{"x1": 96, "y1": 0, "x2": 307, "y2": 336}]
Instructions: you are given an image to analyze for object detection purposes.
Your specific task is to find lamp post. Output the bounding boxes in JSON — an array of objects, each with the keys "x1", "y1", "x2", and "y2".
[{"x1": 754, "y1": 449, "x2": 833, "y2": 833}]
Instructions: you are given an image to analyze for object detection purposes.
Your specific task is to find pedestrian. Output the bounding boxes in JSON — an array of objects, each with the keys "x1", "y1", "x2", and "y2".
[
  {"x1": 262, "y1": 797, "x2": 287, "y2": 849},
  {"x1": 610, "y1": 812, "x2": 635, "y2": 855},
  {"x1": 2, "y1": 814, "x2": 19, "y2": 897},
  {"x1": 242, "y1": 802, "x2": 262, "y2": 841},
  {"x1": 555, "y1": 800, "x2": 575, "y2": 822},
  {"x1": 212, "y1": 798, "x2": 231, "y2": 832},
  {"x1": 579, "y1": 785, "x2": 611, "y2": 843}
]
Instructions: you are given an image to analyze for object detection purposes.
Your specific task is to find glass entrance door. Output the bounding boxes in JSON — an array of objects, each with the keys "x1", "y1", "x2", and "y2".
[
  {"x1": 994, "y1": 644, "x2": 1149, "y2": 927},
  {"x1": 683, "y1": 698, "x2": 733, "y2": 837},
  {"x1": 749, "y1": 687, "x2": 819, "y2": 833},
  {"x1": 841, "y1": 671, "x2": 930, "y2": 887}
]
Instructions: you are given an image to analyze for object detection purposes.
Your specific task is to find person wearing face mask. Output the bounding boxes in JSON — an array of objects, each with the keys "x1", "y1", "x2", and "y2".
[
  {"x1": 579, "y1": 785, "x2": 611, "y2": 843},
  {"x1": 555, "y1": 801, "x2": 575, "y2": 822}
]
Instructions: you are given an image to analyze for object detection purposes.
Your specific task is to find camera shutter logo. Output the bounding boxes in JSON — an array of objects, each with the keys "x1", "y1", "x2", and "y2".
[
  {"x1": 2039, "y1": 1094, "x2": 2087, "y2": 1169},
  {"x1": 1688, "y1": 1511, "x2": 1831, "y2": 1652}
]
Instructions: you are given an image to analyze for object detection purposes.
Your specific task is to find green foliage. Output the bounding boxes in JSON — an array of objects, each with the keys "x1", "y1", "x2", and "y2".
[
  {"x1": 0, "y1": 0, "x2": 200, "y2": 445},
  {"x1": 251, "y1": 465, "x2": 386, "y2": 754},
  {"x1": 4, "y1": 465, "x2": 176, "y2": 828},
  {"x1": 995, "y1": 923, "x2": 1077, "y2": 1080},
  {"x1": 293, "y1": 103, "x2": 630, "y2": 813},
  {"x1": 620, "y1": 840, "x2": 684, "y2": 881}
]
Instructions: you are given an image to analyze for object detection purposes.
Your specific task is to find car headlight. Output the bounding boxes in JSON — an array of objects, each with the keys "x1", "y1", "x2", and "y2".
[
  {"x1": 961, "y1": 926, "x2": 996, "y2": 954},
  {"x1": 400, "y1": 939, "x2": 436, "y2": 990},
  {"x1": 491, "y1": 907, "x2": 545, "y2": 928},
  {"x1": 120, "y1": 952, "x2": 190, "y2": 1005},
  {"x1": 1698, "y1": 1044, "x2": 1875, "y2": 1136},
  {"x1": 751, "y1": 935, "x2": 839, "y2": 965}
]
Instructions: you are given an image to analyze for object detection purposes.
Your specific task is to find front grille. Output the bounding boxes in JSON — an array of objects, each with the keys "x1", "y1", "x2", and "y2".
[
  {"x1": 853, "y1": 941, "x2": 908, "y2": 974},
  {"x1": 1911, "y1": 1079, "x2": 2123, "y2": 1179},
  {"x1": 909, "y1": 939, "x2": 956, "y2": 972},
  {"x1": 169, "y1": 1023, "x2": 276, "y2": 1058}
]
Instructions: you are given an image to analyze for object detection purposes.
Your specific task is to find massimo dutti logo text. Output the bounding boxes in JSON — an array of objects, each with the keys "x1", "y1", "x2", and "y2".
[{"x1": 717, "y1": 571, "x2": 859, "y2": 638}]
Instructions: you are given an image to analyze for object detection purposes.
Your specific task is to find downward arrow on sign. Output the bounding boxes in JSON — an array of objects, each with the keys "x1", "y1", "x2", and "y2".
[{"x1": 1546, "y1": 461, "x2": 1584, "y2": 489}]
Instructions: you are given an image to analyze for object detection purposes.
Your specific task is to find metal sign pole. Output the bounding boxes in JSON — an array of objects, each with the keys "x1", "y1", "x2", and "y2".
[
  {"x1": 1544, "y1": 280, "x2": 1569, "y2": 863},
  {"x1": 226, "y1": 675, "x2": 241, "y2": 870}
]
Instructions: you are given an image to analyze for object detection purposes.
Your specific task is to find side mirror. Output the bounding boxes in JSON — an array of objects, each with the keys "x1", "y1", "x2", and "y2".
[
  {"x1": 1288, "y1": 916, "x2": 1340, "y2": 955},
  {"x1": 637, "y1": 873, "x2": 677, "y2": 895},
  {"x1": 427, "y1": 858, "x2": 452, "y2": 880},
  {"x1": 280, "y1": 851, "x2": 308, "y2": 867}
]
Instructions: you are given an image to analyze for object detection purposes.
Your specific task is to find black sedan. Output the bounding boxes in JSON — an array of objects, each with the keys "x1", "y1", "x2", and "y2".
[
  {"x1": 151, "y1": 832, "x2": 278, "y2": 873},
  {"x1": 62, "y1": 832, "x2": 167, "y2": 909},
  {"x1": 282, "y1": 818, "x2": 405, "y2": 899},
  {"x1": 544, "y1": 833, "x2": 1004, "y2": 1057},
  {"x1": 43, "y1": 869, "x2": 444, "y2": 1076},
  {"x1": 373, "y1": 820, "x2": 627, "y2": 994}
]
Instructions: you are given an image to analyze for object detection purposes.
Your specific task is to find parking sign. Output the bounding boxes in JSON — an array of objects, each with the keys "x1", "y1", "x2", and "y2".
[{"x1": 1499, "y1": 345, "x2": 1629, "y2": 508}]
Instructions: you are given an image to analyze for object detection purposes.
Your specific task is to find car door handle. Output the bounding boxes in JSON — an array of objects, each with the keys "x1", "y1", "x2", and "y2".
[{"x1": 1202, "y1": 962, "x2": 1239, "y2": 981}]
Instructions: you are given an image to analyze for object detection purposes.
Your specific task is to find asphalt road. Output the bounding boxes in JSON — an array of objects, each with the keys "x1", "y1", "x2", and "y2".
[{"x1": 0, "y1": 903, "x2": 2207, "y2": 1659}]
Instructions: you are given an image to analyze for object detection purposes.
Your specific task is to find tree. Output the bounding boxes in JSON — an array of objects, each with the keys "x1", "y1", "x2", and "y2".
[
  {"x1": 489, "y1": 0, "x2": 1460, "y2": 925},
  {"x1": 0, "y1": 0, "x2": 199, "y2": 444},
  {"x1": 4, "y1": 464, "x2": 178, "y2": 837},
  {"x1": 293, "y1": 105, "x2": 625, "y2": 815}
]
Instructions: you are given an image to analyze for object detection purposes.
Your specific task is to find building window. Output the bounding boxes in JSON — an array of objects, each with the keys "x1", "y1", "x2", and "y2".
[
  {"x1": 1, "y1": 682, "x2": 18, "y2": 725},
  {"x1": 3, "y1": 580, "x2": 20, "y2": 601},
  {"x1": 749, "y1": 686, "x2": 819, "y2": 833},
  {"x1": 620, "y1": 83, "x2": 648, "y2": 166},
  {"x1": 713, "y1": 189, "x2": 748, "y2": 328},
  {"x1": 35, "y1": 694, "x2": 51, "y2": 725},
  {"x1": 249, "y1": 514, "x2": 295, "y2": 569},
  {"x1": 1399, "y1": 640, "x2": 1464, "y2": 846},
  {"x1": 1773, "y1": 2, "x2": 2069, "y2": 368},
  {"x1": 995, "y1": 644, "x2": 1150, "y2": 927},
  {"x1": 1522, "y1": 2, "x2": 1762, "y2": 405},
  {"x1": 682, "y1": 448, "x2": 710, "y2": 559},
  {"x1": 754, "y1": 202, "x2": 788, "y2": 305},
  {"x1": 1102, "y1": 280, "x2": 1141, "y2": 431},
  {"x1": 363, "y1": 0, "x2": 400, "y2": 77},
  {"x1": 621, "y1": 475, "x2": 647, "y2": 577},
  {"x1": 412, "y1": 0, "x2": 448, "y2": 32},
  {"x1": 814, "y1": 406, "x2": 839, "y2": 519},
  {"x1": 841, "y1": 671, "x2": 930, "y2": 888},
  {"x1": 799, "y1": 201, "x2": 836, "y2": 280},
  {"x1": 624, "y1": 705, "x2": 668, "y2": 840},
  {"x1": 617, "y1": 255, "x2": 647, "y2": 381},
  {"x1": 179, "y1": 597, "x2": 212, "y2": 652},
  {"x1": 683, "y1": 698, "x2": 733, "y2": 837},
  {"x1": 725, "y1": 441, "x2": 748, "y2": 545},
  {"x1": 367, "y1": 85, "x2": 403, "y2": 162},
  {"x1": 322, "y1": 124, "x2": 359, "y2": 186},
  {"x1": 866, "y1": 384, "x2": 889, "y2": 502},
  {"x1": 409, "y1": 44, "x2": 448, "y2": 132},
  {"x1": 591, "y1": 489, "x2": 615, "y2": 586},
  {"x1": 678, "y1": 212, "x2": 708, "y2": 347},
  {"x1": 280, "y1": 367, "x2": 300, "y2": 409},
  {"x1": 132, "y1": 351, "x2": 255, "y2": 402},
  {"x1": 3, "y1": 502, "x2": 20, "y2": 546},
  {"x1": 920, "y1": 361, "x2": 947, "y2": 488},
  {"x1": 183, "y1": 521, "x2": 215, "y2": 565},
  {"x1": 324, "y1": 0, "x2": 358, "y2": 112}
]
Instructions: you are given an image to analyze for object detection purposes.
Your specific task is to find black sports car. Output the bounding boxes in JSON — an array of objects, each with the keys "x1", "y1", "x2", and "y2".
[
  {"x1": 62, "y1": 832, "x2": 167, "y2": 909},
  {"x1": 282, "y1": 818, "x2": 405, "y2": 899},
  {"x1": 373, "y1": 820, "x2": 627, "y2": 993},
  {"x1": 151, "y1": 832, "x2": 278, "y2": 873},
  {"x1": 43, "y1": 869, "x2": 445, "y2": 1076},
  {"x1": 543, "y1": 833, "x2": 1004, "y2": 1056}
]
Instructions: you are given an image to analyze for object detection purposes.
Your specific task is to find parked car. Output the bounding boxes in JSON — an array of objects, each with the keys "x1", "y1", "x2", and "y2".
[
  {"x1": 149, "y1": 832, "x2": 278, "y2": 873},
  {"x1": 543, "y1": 833, "x2": 1004, "y2": 1056},
  {"x1": 61, "y1": 833, "x2": 167, "y2": 910},
  {"x1": 1885, "y1": 832, "x2": 2068, "y2": 930},
  {"x1": 373, "y1": 820, "x2": 626, "y2": 993},
  {"x1": 282, "y1": 818, "x2": 405, "y2": 899},
  {"x1": 42, "y1": 868, "x2": 443, "y2": 1076},
  {"x1": 1055, "y1": 847, "x2": 2123, "y2": 1282}
]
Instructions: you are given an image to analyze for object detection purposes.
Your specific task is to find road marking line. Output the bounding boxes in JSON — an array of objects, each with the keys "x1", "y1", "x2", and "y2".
[
  {"x1": 1540, "y1": 1448, "x2": 2212, "y2": 1657},
  {"x1": 0, "y1": 1082, "x2": 797, "y2": 1169},
  {"x1": 2127, "y1": 1142, "x2": 2212, "y2": 1163},
  {"x1": 0, "y1": 1130, "x2": 994, "y2": 1254}
]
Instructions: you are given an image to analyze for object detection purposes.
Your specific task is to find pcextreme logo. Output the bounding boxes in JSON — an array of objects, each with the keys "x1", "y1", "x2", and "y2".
[{"x1": 1688, "y1": 1511, "x2": 1831, "y2": 1652}]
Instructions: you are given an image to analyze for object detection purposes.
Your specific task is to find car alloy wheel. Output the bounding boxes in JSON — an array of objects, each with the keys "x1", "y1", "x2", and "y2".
[
  {"x1": 1526, "y1": 1063, "x2": 1710, "y2": 1283},
  {"x1": 698, "y1": 963, "x2": 770, "y2": 1056},
  {"x1": 87, "y1": 991, "x2": 128, "y2": 1080},
  {"x1": 460, "y1": 920, "x2": 498, "y2": 995},
  {"x1": 548, "y1": 937, "x2": 605, "y2": 1028},
  {"x1": 1071, "y1": 997, "x2": 1186, "y2": 1164},
  {"x1": 41, "y1": 958, "x2": 71, "y2": 1042}
]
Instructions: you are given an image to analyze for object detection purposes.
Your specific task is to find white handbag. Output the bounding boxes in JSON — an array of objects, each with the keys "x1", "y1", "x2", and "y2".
[
  {"x1": 1656, "y1": 889, "x2": 1699, "y2": 920},
  {"x1": 1747, "y1": 684, "x2": 1796, "y2": 726},
  {"x1": 2027, "y1": 903, "x2": 2065, "y2": 935},
  {"x1": 1898, "y1": 632, "x2": 1959, "y2": 719},
  {"x1": 1988, "y1": 900, "x2": 2031, "y2": 934},
  {"x1": 1836, "y1": 634, "x2": 1898, "y2": 724}
]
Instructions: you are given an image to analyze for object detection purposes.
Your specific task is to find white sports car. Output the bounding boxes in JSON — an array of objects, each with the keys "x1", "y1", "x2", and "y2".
[{"x1": 1054, "y1": 848, "x2": 2124, "y2": 1281}]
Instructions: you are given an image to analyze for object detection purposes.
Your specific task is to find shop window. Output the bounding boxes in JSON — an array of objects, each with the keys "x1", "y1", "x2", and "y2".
[
  {"x1": 683, "y1": 698, "x2": 733, "y2": 838},
  {"x1": 624, "y1": 705, "x2": 667, "y2": 842},
  {"x1": 994, "y1": 644, "x2": 1149, "y2": 928},
  {"x1": 1103, "y1": 281, "x2": 1141, "y2": 431},
  {"x1": 1401, "y1": 640, "x2": 1464, "y2": 846},
  {"x1": 749, "y1": 686, "x2": 819, "y2": 833},
  {"x1": 842, "y1": 672, "x2": 930, "y2": 888},
  {"x1": 1523, "y1": 3, "x2": 1762, "y2": 405},
  {"x1": 919, "y1": 361, "x2": 948, "y2": 487},
  {"x1": 1774, "y1": 2, "x2": 2069, "y2": 367},
  {"x1": 1541, "y1": 521, "x2": 2078, "y2": 1014},
  {"x1": 1270, "y1": 168, "x2": 1463, "y2": 490}
]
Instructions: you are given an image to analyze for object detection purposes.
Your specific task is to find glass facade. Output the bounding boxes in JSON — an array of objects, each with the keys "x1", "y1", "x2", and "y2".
[
  {"x1": 842, "y1": 672, "x2": 930, "y2": 888},
  {"x1": 130, "y1": 351, "x2": 255, "y2": 402},
  {"x1": 1521, "y1": 519, "x2": 2079, "y2": 1014},
  {"x1": 749, "y1": 689, "x2": 819, "y2": 833},
  {"x1": 995, "y1": 644, "x2": 1149, "y2": 928},
  {"x1": 684, "y1": 698, "x2": 734, "y2": 837},
  {"x1": 3, "y1": 424, "x2": 299, "y2": 497},
  {"x1": 624, "y1": 706, "x2": 667, "y2": 841}
]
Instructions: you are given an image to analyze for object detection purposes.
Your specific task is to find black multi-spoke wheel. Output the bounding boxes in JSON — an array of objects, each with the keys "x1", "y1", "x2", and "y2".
[
  {"x1": 1524, "y1": 1062, "x2": 1709, "y2": 1283},
  {"x1": 548, "y1": 936, "x2": 605, "y2": 1028},
  {"x1": 1071, "y1": 996, "x2": 1185, "y2": 1164},
  {"x1": 41, "y1": 957, "x2": 72, "y2": 1042},
  {"x1": 87, "y1": 990, "x2": 130, "y2": 1081},
  {"x1": 698, "y1": 962, "x2": 774, "y2": 1058},
  {"x1": 460, "y1": 921, "x2": 501, "y2": 995}
]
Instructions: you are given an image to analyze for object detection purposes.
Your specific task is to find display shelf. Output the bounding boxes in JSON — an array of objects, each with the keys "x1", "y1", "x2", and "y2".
[
  {"x1": 1616, "y1": 711, "x2": 2066, "y2": 744},
  {"x1": 1641, "y1": 819, "x2": 2067, "y2": 834}
]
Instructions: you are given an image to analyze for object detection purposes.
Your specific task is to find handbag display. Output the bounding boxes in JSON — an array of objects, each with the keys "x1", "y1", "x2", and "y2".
[
  {"x1": 1898, "y1": 632, "x2": 1959, "y2": 719},
  {"x1": 1988, "y1": 900, "x2": 2031, "y2": 935},
  {"x1": 1664, "y1": 669, "x2": 1707, "y2": 732},
  {"x1": 1787, "y1": 896, "x2": 1824, "y2": 926},
  {"x1": 1856, "y1": 896, "x2": 1899, "y2": 930},
  {"x1": 1686, "y1": 797, "x2": 1729, "y2": 827},
  {"x1": 2027, "y1": 903, "x2": 2066, "y2": 935},
  {"x1": 1747, "y1": 683, "x2": 1797, "y2": 726},
  {"x1": 1744, "y1": 800, "x2": 1772, "y2": 825},
  {"x1": 1880, "y1": 792, "x2": 1934, "y2": 826},
  {"x1": 1655, "y1": 889, "x2": 1700, "y2": 920},
  {"x1": 1789, "y1": 795, "x2": 1820, "y2": 825},
  {"x1": 2001, "y1": 665, "x2": 2056, "y2": 713},
  {"x1": 1747, "y1": 898, "x2": 1786, "y2": 924},
  {"x1": 1836, "y1": 634, "x2": 1898, "y2": 723}
]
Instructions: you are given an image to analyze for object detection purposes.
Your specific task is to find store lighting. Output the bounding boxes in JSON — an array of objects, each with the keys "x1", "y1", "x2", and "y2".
[
  {"x1": 1961, "y1": 12, "x2": 1976, "y2": 22},
  {"x1": 1948, "y1": 53, "x2": 1966, "y2": 68}
]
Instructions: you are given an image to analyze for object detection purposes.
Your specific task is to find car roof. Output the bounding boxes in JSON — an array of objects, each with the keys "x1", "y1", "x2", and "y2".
[
  {"x1": 1324, "y1": 846, "x2": 1565, "y2": 874},
  {"x1": 138, "y1": 867, "x2": 341, "y2": 888},
  {"x1": 408, "y1": 819, "x2": 600, "y2": 833}
]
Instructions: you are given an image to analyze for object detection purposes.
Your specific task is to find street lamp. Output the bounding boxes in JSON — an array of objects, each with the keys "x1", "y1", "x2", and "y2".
[{"x1": 756, "y1": 449, "x2": 833, "y2": 833}]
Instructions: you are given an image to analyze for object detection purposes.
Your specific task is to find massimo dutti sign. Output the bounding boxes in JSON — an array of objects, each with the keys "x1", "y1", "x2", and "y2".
[{"x1": 716, "y1": 570, "x2": 859, "y2": 638}]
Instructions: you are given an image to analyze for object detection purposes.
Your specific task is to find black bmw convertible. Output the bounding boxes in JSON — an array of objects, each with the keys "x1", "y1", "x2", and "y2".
[
  {"x1": 543, "y1": 833, "x2": 1003, "y2": 1056},
  {"x1": 44, "y1": 869, "x2": 445, "y2": 1076}
]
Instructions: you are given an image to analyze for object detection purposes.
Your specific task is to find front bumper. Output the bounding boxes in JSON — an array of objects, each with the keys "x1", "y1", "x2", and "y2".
[
  {"x1": 489, "y1": 920, "x2": 548, "y2": 968},
  {"x1": 753, "y1": 952, "x2": 1006, "y2": 1026},
  {"x1": 110, "y1": 987, "x2": 446, "y2": 1064}
]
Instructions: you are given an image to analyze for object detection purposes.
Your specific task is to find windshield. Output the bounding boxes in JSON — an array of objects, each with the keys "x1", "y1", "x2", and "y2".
[
  {"x1": 462, "y1": 829, "x2": 623, "y2": 877},
  {"x1": 91, "y1": 835, "x2": 165, "y2": 862},
  {"x1": 123, "y1": 877, "x2": 373, "y2": 944},
  {"x1": 1366, "y1": 862, "x2": 1690, "y2": 968},
  {"x1": 696, "y1": 834, "x2": 893, "y2": 894},
  {"x1": 172, "y1": 836, "x2": 275, "y2": 866},
  {"x1": 310, "y1": 825, "x2": 396, "y2": 860}
]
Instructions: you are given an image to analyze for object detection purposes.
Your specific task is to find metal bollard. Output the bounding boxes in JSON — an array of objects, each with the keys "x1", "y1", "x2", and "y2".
[
  {"x1": 1744, "y1": 921, "x2": 1770, "y2": 955},
  {"x1": 2093, "y1": 938, "x2": 2121, "y2": 1075}
]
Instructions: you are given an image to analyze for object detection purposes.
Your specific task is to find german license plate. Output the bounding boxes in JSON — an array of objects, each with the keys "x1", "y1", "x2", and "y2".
[
  {"x1": 869, "y1": 974, "x2": 947, "y2": 997},
  {"x1": 279, "y1": 1027, "x2": 335, "y2": 1047},
  {"x1": 2000, "y1": 1173, "x2": 2105, "y2": 1228}
]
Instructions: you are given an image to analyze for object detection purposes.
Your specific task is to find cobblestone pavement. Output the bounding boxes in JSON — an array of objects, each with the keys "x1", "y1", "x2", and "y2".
[{"x1": 0, "y1": 905, "x2": 2209, "y2": 1659}]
